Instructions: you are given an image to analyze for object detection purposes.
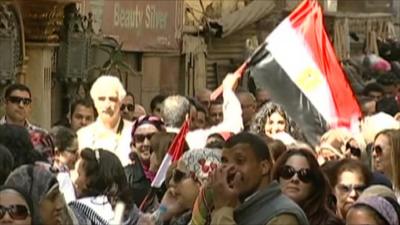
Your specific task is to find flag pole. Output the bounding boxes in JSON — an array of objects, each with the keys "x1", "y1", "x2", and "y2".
[{"x1": 210, "y1": 42, "x2": 268, "y2": 100}]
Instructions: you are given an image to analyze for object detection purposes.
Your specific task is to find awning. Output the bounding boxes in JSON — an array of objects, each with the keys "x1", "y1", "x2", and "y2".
[{"x1": 210, "y1": 0, "x2": 276, "y2": 38}]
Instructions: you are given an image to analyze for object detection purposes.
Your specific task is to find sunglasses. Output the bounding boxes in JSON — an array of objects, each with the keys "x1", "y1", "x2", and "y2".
[
  {"x1": 373, "y1": 145, "x2": 383, "y2": 155},
  {"x1": 120, "y1": 104, "x2": 135, "y2": 112},
  {"x1": 0, "y1": 205, "x2": 30, "y2": 220},
  {"x1": 337, "y1": 184, "x2": 366, "y2": 195},
  {"x1": 346, "y1": 143, "x2": 361, "y2": 158},
  {"x1": 7, "y1": 96, "x2": 32, "y2": 106},
  {"x1": 134, "y1": 133, "x2": 155, "y2": 143},
  {"x1": 172, "y1": 169, "x2": 191, "y2": 183},
  {"x1": 279, "y1": 165, "x2": 313, "y2": 183}
]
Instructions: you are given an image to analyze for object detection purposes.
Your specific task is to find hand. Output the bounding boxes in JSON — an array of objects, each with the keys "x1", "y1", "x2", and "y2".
[
  {"x1": 160, "y1": 189, "x2": 186, "y2": 221},
  {"x1": 137, "y1": 213, "x2": 156, "y2": 225},
  {"x1": 209, "y1": 165, "x2": 240, "y2": 210},
  {"x1": 222, "y1": 73, "x2": 240, "y2": 91}
]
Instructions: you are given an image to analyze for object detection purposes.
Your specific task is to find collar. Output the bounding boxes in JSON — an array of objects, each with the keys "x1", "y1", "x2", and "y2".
[
  {"x1": 95, "y1": 117, "x2": 124, "y2": 135},
  {"x1": 0, "y1": 116, "x2": 42, "y2": 131}
]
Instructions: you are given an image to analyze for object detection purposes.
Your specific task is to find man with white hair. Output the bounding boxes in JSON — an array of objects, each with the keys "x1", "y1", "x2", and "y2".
[{"x1": 77, "y1": 75, "x2": 133, "y2": 166}]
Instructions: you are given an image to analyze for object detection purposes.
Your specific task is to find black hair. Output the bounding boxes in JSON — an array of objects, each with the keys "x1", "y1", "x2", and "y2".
[
  {"x1": 377, "y1": 72, "x2": 399, "y2": 86},
  {"x1": 0, "y1": 145, "x2": 14, "y2": 184},
  {"x1": 69, "y1": 98, "x2": 97, "y2": 118},
  {"x1": 79, "y1": 148, "x2": 129, "y2": 206},
  {"x1": 376, "y1": 96, "x2": 400, "y2": 117},
  {"x1": 150, "y1": 94, "x2": 167, "y2": 113},
  {"x1": 126, "y1": 92, "x2": 135, "y2": 101},
  {"x1": 4, "y1": 83, "x2": 31, "y2": 99},
  {"x1": 362, "y1": 82, "x2": 384, "y2": 96},
  {"x1": 224, "y1": 132, "x2": 271, "y2": 162},
  {"x1": 206, "y1": 133, "x2": 226, "y2": 149},
  {"x1": 0, "y1": 125, "x2": 44, "y2": 168},
  {"x1": 209, "y1": 97, "x2": 223, "y2": 107},
  {"x1": 49, "y1": 126, "x2": 77, "y2": 152}
]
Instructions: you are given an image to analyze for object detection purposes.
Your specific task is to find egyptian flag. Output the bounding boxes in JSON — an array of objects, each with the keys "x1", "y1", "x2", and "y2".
[
  {"x1": 151, "y1": 119, "x2": 190, "y2": 188},
  {"x1": 250, "y1": 0, "x2": 362, "y2": 145}
]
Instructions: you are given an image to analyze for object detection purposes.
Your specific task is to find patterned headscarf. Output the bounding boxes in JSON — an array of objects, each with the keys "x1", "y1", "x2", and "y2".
[
  {"x1": 184, "y1": 148, "x2": 221, "y2": 225},
  {"x1": 179, "y1": 148, "x2": 221, "y2": 182}
]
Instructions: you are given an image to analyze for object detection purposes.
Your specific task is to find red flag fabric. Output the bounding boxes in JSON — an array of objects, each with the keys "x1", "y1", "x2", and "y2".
[
  {"x1": 151, "y1": 119, "x2": 190, "y2": 188},
  {"x1": 250, "y1": 0, "x2": 362, "y2": 145}
]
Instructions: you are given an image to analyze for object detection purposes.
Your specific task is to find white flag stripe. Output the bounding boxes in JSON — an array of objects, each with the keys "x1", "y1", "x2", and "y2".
[
  {"x1": 151, "y1": 154, "x2": 172, "y2": 188},
  {"x1": 266, "y1": 19, "x2": 337, "y2": 125}
]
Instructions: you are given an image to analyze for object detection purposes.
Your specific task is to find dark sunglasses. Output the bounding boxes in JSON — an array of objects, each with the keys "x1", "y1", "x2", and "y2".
[
  {"x1": 120, "y1": 104, "x2": 135, "y2": 112},
  {"x1": 134, "y1": 133, "x2": 155, "y2": 143},
  {"x1": 373, "y1": 145, "x2": 383, "y2": 155},
  {"x1": 0, "y1": 205, "x2": 30, "y2": 220},
  {"x1": 172, "y1": 169, "x2": 191, "y2": 183},
  {"x1": 279, "y1": 165, "x2": 313, "y2": 183},
  {"x1": 346, "y1": 142, "x2": 361, "y2": 158},
  {"x1": 7, "y1": 96, "x2": 32, "y2": 106},
  {"x1": 337, "y1": 184, "x2": 366, "y2": 195}
]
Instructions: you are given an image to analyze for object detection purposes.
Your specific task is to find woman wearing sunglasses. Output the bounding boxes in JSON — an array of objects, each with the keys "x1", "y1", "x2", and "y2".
[
  {"x1": 138, "y1": 148, "x2": 221, "y2": 225},
  {"x1": 130, "y1": 115, "x2": 165, "y2": 182},
  {"x1": 328, "y1": 159, "x2": 371, "y2": 220},
  {"x1": 0, "y1": 186, "x2": 32, "y2": 225},
  {"x1": 373, "y1": 129, "x2": 400, "y2": 200},
  {"x1": 272, "y1": 148, "x2": 343, "y2": 225}
]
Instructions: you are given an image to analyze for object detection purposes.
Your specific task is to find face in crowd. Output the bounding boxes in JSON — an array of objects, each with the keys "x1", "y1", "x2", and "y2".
[
  {"x1": 120, "y1": 95, "x2": 135, "y2": 121},
  {"x1": 209, "y1": 102, "x2": 223, "y2": 126},
  {"x1": 278, "y1": 154, "x2": 313, "y2": 204},
  {"x1": 373, "y1": 133, "x2": 392, "y2": 178},
  {"x1": 69, "y1": 104, "x2": 95, "y2": 132},
  {"x1": 132, "y1": 123, "x2": 159, "y2": 163},
  {"x1": 0, "y1": 188, "x2": 32, "y2": 225},
  {"x1": 94, "y1": 87, "x2": 121, "y2": 125},
  {"x1": 264, "y1": 111, "x2": 287, "y2": 136},
  {"x1": 4, "y1": 89, "x2": 32, "y2": 125},
  {"x1": 221, "y1": 141, "x2": 270, "y2": 201},
  {"x1": 334, "y1": 168, "x2": 367, "y2": 219}
]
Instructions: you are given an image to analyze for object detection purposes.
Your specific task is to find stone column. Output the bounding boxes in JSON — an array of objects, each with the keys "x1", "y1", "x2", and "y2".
[{"x1": 25, "y1": 43, "x2": 57, "y2": 130}]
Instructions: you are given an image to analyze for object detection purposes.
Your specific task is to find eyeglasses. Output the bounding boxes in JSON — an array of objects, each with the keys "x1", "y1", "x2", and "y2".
[
  {"x1": 7, "y1": 96, "x2": 32, "y2": 106},
  {"x1": 0, "y1": 205, "x2": 30, "y2": 220},
  {"x1": 337, "y1": 184, "x2": 366, "y2": 195},
  {"x1": 279, "y1": 165, "x2": 313, "y2": 183},
  {"x1": 346, "y1": 142, "x2": 361, "y2": 158},
  {"x1": 373, "y1": 145, "x2": 383, "y2": 155},
  {"x1": 120, "y1": 104, "x2": 135, "y2": 112},
  {"x1": 134, "y1": 133, "x2": 155, "y2": 143},
  {"x1": 172, "y1": 169, "x2": 191, "y2": 183}
]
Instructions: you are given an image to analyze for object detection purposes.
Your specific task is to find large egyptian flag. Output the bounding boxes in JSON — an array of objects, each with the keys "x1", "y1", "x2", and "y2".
[{"x1": 250, "y1": 0, "x2": 362, "y2": 145}]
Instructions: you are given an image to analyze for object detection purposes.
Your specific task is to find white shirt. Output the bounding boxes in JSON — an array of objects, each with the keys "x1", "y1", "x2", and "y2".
[
  {"x1": 186, "y1": 89, "x2": 243, "y2": 149},
  {"x1": 77, "y1": 118, "x2": 133, "y2": 167}
]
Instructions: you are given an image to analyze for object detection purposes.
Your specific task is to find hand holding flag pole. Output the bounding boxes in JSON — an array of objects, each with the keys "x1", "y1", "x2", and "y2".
[{"x1": 210, "y1": 42, "x2": 268, "y2": 100}]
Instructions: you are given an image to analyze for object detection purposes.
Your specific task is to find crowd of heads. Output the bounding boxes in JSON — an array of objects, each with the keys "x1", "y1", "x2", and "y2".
[{"x1": 1, "y1": 70, "x2": 400, "y2": 225}]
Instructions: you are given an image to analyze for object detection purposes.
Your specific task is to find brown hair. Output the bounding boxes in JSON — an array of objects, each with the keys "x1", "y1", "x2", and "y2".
[
  {"x1": 272, "y1": 148, "x2": 341, "y2": 225},
  {"x1": 374, "y1": 129, "x2": 400, "y2": 192},
  {"x1": 330, "y1": 159, "x2": 372, "y2": 188}
]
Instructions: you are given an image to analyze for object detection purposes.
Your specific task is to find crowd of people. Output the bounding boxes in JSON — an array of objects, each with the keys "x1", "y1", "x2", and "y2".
[{"x1": 1, "y1": 64, "x2": 400, "y2": 225}]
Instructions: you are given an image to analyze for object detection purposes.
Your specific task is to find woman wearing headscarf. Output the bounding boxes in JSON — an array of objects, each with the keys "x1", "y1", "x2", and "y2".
[
  {"x1": 5, "y1": 163, "x2": 77, "y2": 225},
  {"x1": 138, "y1": 148, "x2": 221, "y2": 225},
  {"x1": 129, "y1": 115, "x2": 165, "y2": 181}
]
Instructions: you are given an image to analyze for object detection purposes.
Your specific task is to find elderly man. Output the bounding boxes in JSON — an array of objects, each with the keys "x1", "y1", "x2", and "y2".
[
  {"x1": 77, "y1": 75, "x2": 133, "y2": 166},
  {"x1": 161, "y1": 73, "x2": 243, "y2": 149}
]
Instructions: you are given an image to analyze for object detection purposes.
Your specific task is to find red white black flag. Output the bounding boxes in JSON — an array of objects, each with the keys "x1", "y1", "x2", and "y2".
[{"x1": 251, "y1": 0, "x2": 362, "y2": 144}]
